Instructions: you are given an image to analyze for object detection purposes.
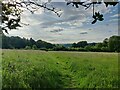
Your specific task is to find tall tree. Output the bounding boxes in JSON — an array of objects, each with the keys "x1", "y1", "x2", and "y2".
[
  {"x1": 30, "y1": 38, "x2": 36, "y2": 47},
  {"x1": 103, "y1": 38, "x2": 109, "y2": 47},
  {"x1": 108, "y1": 36, "x2": 120, "y2": 52}
]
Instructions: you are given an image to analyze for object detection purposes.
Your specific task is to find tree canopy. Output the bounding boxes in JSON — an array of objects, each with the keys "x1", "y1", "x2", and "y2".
[{"x1": 0, "y1": 0, "x2": 119, "y2": 33}]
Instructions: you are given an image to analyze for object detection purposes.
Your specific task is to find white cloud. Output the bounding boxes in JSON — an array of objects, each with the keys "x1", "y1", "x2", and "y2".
[
  {"x1": 111, "y1": 14, "x2": 120, "y2": 18},
  {"x1": 8, "y1": 2, "x2": 118, "y2": 44}
]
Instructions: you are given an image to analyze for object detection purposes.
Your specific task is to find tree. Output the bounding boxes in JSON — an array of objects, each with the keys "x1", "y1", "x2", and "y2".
[
  {"x1": 108, "y1": 36, "x2": 120, "y2": 52},
  {"x1": 53, "y1": 44, "x2": 67, "y2": 51},
  {"x1": 72, "y1": 43, "x2": 77, "y2": 48},
  {"x1": 32, "y1": 45, "x2": 37, "y2": 50},
  {"x1": 30, "y1": 38, "x2": 36, "y2": 47},
  {"x1": 94, "y1": 43, "x2": 103, "y2": 51},
  {"x1": 36, "y1": 40, "x2": 54, "y2": 49},
  {"x1": 1, "y1": 0, "x2": 119, "y2": 33},
  {"x1": 95, "y1": 43, "x2": 103, "y2": 48},
  {"x1": 72, "y1": 41, "x2": 88, "y2": 48},
  {"x1": 103, "y1": 38, "x2": 109, "y2": 47},
  {"x1": 25, "y1": 46, "x2": 31, "y2": 50},
  {"x1": 2, "y1": 35, "x2": 10, "y2": 49},
  {"x1": 85, "y1": 45, "x2": 93, "y2": 51},
  {"x1": 1, "y1": 35, "x2": 55, "y2": 50}
]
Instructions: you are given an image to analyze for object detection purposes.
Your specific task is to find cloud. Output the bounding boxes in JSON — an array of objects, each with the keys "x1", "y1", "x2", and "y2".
[
  {"x1": 7, "y1": 2, "x2": 119, "y2": 44},
  {"x1": 80, "y1": 32, "x2": 88, "y2": 34},
  {"x1": 110, "y1": 14, "x2": 120, "y2": 18},
  {"x1": 50, "y1": 28, "x2": 64, "y2": 33}
]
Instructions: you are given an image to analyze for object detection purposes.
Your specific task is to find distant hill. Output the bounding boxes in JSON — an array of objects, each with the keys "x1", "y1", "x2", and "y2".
[
  {"x1": 60, "y1": 43, "x2": 97, "y2": 48},
  {"x1": 60, "y1": 44, "x2": 72, "y2": 48}
]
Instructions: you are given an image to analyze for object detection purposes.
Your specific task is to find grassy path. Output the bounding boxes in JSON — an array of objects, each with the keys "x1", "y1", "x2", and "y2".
[
  {"x1": 58, "y1": 58, "x2": 75, "y2": 88},
  {"x1": 48, "y1": 52, "x2": 76, "y2": 87}
]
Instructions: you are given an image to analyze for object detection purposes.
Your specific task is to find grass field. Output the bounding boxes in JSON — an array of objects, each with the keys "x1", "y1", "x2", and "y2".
[{"x1": 2, "y1": 50, "x2": 119, "y2": 89}]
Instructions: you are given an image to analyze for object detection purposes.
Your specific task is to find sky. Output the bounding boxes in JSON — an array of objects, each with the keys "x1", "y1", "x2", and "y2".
[{"x1": 6, "y1": 1, "x2": 120, "y2": 44}]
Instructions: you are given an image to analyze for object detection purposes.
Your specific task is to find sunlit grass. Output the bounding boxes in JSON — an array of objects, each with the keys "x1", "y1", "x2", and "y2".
[{"x1": 2, "y1": 50, "x2": 119, "y2": 89}]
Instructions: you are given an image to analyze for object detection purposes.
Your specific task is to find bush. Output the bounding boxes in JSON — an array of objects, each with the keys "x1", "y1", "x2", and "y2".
[
  {"x1": 32, "y1": 45, "x2": 37, "y2": 50},
  {"x1": 25, "y1": 46, "x2": 31, "y2": 50}
]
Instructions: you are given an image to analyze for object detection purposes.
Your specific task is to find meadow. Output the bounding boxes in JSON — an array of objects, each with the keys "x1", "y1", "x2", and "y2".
[{"x1": 2, "y1": 50, "x2": 119, "y2": 89}]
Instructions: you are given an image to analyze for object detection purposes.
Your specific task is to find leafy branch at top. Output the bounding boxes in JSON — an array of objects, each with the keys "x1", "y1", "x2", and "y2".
[
  {"x1": 66, "y1": 0, "x2": 119, "y2": 24},
  {"x1": 1, "y1": 0, "x2": 62, "y2": 34}
]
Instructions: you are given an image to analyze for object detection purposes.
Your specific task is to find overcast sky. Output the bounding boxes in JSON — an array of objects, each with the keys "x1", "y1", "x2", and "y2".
[{"x1": 6, "y1": 2, "x2": 120, "y2": 44}]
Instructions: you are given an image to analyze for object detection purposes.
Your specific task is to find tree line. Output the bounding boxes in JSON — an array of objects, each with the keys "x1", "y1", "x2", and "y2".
[
  {"x1": 70, "y1": 36, "x2": 120, "y2": 52},
  {"x1": 1, "y1": 35, "x2": 120, "y2": 52},
  {"x1": 1, "y1": 35, "x2": 54, "y2": 50}
]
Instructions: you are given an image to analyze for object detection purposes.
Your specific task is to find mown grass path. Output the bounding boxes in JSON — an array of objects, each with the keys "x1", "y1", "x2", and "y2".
[{"x1": 47, "y1": 52, "x2": 76, "y2": 88}]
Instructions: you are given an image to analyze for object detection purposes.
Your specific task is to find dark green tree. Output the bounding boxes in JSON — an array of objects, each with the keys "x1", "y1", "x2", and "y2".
[
  {"x1": 25, "y1": 46, "x2": 31, "y2": 50},
  {"x1": 103, "y1": 38, "x2": 109, "y2": 47},
  {"x1": 108, "y1": 36, "x2": 120, "y2": 52},
  {"x1": 32, "y1": 45, "x2": 37, "y2": 50},
  {"x1": 72, "y1": 43, "x2": 77, "y2": 48},
  {"x1": 72, "y1": 41, "x2": 88, "y2": 48},
  {"x1": 30, "y1": 38, "x2": 36, "y2": 47},
  {"x1": 2, "y1": 35, "x2": 55, "y2": 49}
]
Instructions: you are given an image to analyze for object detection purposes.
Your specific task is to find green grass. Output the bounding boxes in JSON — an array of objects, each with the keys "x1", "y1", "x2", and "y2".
[{"x1": 2, "y1": 50, "x2": 119, "y2": 89}]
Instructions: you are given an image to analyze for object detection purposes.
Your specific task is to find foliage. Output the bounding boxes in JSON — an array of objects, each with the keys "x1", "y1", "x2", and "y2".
[
  {"x1": 64, "y1": 0, "x2": 118, "y2": 24},
  {"x1": 53, "y1": 44, "x2": 67, "y2": 51},
  {"x1": 32, "y1": 45, "x2": 37, "y2": 50},
  {"x1": 25, "y1": 46, "x2": 31, "y2": 50},
  {"x1": 72, "y1": 41, "x2": 88, "y2": 48},
  {"x1": 71, "y1": 36, "x2": 120, "y2": 52},
  {"x1": 1, "y1": 1, "x2": 22, "y2": 34},
  {"x1": 1, "y1": 35, "x2": 54, "y2": 49},
  {"x1": 1, "y1": 0, "x2": 62, "y2": 33},
  {"x1": 1, "y1": 35, "x2": 120, "y2": 52},
  {"x1": 108, "y1": 36, "x2": 120, "y2": 52}
]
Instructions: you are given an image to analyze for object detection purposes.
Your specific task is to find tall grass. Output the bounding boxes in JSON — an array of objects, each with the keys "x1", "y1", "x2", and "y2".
[{"x1": 2, "y1": 50, "x2": 119, "y2": 89}]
